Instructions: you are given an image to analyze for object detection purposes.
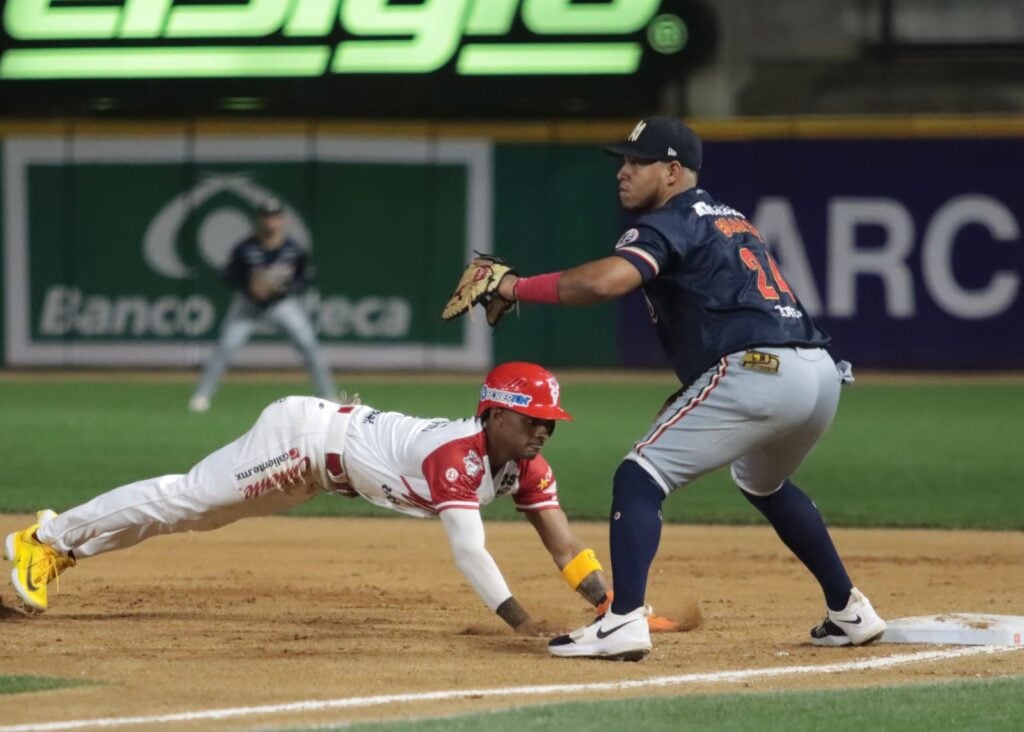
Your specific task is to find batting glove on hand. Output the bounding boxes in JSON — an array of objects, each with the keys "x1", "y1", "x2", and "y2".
[{"x1": 441, "y1": 253, "x2": 517, "y2": 328}]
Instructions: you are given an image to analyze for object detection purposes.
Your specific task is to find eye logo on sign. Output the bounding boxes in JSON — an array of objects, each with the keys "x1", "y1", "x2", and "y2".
[
  {"x1": 0, "y1": 0, "x2": 689, "y2": 79},
  {"x1": 143, "y1": 175, "x2": 311, "y2": 279}
]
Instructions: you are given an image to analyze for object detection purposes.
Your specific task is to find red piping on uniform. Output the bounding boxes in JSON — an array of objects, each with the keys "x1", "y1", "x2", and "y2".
[
  {"x1": 634, "y1": 357, "x2": 729, "y2": 451},
  {"x1": 400, "y1": 475, "x2": 440, "y2": 514},
  {"x1": 325, "y1": 453, "x2": 346, "y2": 481}
]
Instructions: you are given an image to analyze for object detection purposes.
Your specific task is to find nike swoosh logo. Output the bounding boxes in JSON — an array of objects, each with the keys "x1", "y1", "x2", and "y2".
[
  {"x1": 596, "y1": 619, "x2": 638, "y2": 639},
  {"x1": 843, "y1": 615, "x2": 862, "y2": 624},
  {"x1": 25, "y1": 561, "x2": 40, "y2": 592}
]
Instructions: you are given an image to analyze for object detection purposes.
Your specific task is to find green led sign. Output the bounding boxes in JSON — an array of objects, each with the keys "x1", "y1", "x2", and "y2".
[{"x1": 0, "y1": 0, "x2": 689, "y2": 79}]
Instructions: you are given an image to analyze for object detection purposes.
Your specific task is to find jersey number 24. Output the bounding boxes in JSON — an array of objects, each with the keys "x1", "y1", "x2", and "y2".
[{"x1": 739, "y1": 247, "x2": 795, "y2": 302}]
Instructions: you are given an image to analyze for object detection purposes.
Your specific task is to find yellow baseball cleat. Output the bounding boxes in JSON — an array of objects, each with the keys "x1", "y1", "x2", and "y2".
[{"x1": 4, "y1": 512, "x2": 76, "y2": 613}]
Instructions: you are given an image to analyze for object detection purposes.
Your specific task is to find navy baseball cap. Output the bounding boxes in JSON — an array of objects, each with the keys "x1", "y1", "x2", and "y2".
[
  {"x1": 604, "y1": 117, "x2": 702, "y2": 171},
  {"x1": 255, "y1": 197, "x2": 285, "y2": 216}
]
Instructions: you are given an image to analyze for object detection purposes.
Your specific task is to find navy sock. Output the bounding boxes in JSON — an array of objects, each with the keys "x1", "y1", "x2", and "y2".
[
  {"x1": 609, "y1": 460, "x2": 666, "y2": 615},
  {"x1": 742, "y1": 479, "x2": 853, "y2": 611}
]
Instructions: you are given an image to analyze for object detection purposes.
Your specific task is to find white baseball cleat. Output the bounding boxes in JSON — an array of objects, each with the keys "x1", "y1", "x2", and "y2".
[
  {"x1": 188, "y1": 395, "x2": 211, "y2": 413},
  {"x1": 548, "y1": 605, "x2": 652, "y2": 661},
  {"x1": 810, "y1": 587, "x2": 886, "y2": 646}
]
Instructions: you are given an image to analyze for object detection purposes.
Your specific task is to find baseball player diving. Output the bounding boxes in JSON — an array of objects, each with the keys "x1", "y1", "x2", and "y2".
[
  {"x1": 443, "y1": 117, "x2": 886, "y2": 660},
  {"x1": 7, "y1": 362, "x2": 671, "y2": 637},
  {"x1": 188, "y1": 198, "x2": 338, "y2": 413}
]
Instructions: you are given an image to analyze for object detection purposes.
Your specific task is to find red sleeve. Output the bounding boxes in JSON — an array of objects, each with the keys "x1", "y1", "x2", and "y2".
[
  {"x1": 421, "y1": 439, "x2": 484, "y2": 512},
  {"x1": 513, "y1": 455, "x2": 560, "y2": 512}
]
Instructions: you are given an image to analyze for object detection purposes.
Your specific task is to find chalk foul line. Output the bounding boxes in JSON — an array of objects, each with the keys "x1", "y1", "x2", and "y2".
[{"x1": 1, "y1": 645, "x2": 1020, "y2": 732}]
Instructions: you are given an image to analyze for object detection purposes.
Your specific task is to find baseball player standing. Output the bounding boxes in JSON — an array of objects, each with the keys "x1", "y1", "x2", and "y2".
[
  {"x1": 7, "y1": 363, "x2": 648, "y2": 636},
  {"x1": 446, "y1": 117, "x2": 886, "y2": 661},
  {"x1": 188, "y1": 198, "x2": 338, "y2": 412}
]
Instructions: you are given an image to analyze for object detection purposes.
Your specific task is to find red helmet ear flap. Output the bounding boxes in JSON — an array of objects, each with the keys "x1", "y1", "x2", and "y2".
[{"x1": 477, "y1": 362, "x2": 572, "y2": 421}]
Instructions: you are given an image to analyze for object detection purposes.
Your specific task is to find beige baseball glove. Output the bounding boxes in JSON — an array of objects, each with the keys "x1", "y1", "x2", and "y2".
[
  {"x1": 249, "y1": 264, "x2": 293, "y2": 302},
  {"x1": 441, "y1": 254, "x2": 517, "y2": 327}
]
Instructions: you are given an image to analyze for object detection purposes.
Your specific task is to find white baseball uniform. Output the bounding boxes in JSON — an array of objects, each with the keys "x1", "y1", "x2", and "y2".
[{"x1": 35, "y1": 396, "x2": 561, "y2": 610}]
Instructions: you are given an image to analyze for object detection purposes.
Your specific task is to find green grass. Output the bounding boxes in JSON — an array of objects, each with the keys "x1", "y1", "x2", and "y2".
[
  {"x1": 310, "y1": 676, "x2": 1024, "y2": 732},
  {"x1": 0, "y1": 376, "x2": 1021, "y2": 529},
  {"x1": 0, "y1": 675, "x2": 94, "y2": 695}
]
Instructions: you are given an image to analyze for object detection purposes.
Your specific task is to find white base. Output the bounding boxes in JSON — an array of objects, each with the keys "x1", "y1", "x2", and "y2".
[{"x1": 880, "y1": 614, "x2": 1024, "y2": 646}]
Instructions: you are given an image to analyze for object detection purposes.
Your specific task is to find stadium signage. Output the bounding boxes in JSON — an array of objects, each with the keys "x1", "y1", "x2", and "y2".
[
  {"x1": 0, "y1": 0, "x2": 688, "y2": 79},
  {"x1": 2, "y1": 135, "x2": 493, "y2": 369},
  {"x1": 36, "y1": 286, "x2": 412, "y2": 339},
  {"x1": 751, "y1": 194, "x2": 1020, "y2": 321}
]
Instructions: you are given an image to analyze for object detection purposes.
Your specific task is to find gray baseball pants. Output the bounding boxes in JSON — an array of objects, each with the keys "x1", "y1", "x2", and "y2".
[
  {"x1": 627, "y1": 346, "x2": 842, "y2": 496},
  {"x1": 193, "y1": 294, "x2": 336, "y2": 401}
]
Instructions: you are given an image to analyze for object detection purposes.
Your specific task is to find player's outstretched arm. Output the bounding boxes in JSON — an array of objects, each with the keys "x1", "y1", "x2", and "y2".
[
  {"x1": 524, "y1": 508, "x2": 610, "y2": 608},
  {"x1": 524, "y1": 509, "x2": 684, "y2": 632},
  {"x1": 439, "y1": 509, "x2": 550, "y2": 635},
  {"x1": 499, "y1": 256, "x2": 643, "y2": 306}
]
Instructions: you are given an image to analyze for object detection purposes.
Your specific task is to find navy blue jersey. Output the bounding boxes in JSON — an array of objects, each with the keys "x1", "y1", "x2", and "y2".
[
  {"x1": 613, "y1": 188, "x2": 829, "y2": 387},
  {"x1": 223, "y1": 235, "x2": 310, "y2": 307}
]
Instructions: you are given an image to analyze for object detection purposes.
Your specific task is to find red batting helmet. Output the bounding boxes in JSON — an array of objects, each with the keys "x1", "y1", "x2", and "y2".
[{"x1": 477, "y1": 362, "x2": 573, "y2": 421}]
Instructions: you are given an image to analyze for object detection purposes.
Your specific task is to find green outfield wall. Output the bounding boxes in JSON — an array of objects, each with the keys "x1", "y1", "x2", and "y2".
[{"x1": 2, "y1": 116, "x2": 1021, "y2": 371}]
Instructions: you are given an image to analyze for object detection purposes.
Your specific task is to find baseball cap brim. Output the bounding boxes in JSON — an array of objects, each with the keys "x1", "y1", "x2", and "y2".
[
  {"x1": 513, "y1": 404, "x2": 574, "y2": 421},
  {"x1": 256, "y1": 198, "x2": 285, "y2": 216},
  {"x1": 603, "y1": 142, "x2": 668, "y2": 162}
]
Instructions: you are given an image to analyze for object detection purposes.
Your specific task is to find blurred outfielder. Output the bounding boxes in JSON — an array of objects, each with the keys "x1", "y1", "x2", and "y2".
[
  {"x1": 444, "y1": 117, "x2": 886, "y2": 660},
  {"x1": 189, "y1": 198, "x2": 338, "y2": 412}
]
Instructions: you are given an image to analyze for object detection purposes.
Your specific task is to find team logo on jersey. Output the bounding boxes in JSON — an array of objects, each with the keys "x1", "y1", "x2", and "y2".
[
  {"x1": 539, "y1": 469, "x2": 554, "y2": 491},
  {"x1": 463, "y1": 450, "x2": 483, "y2": 478},
  {"x1": 642, "y1": 290, "x2": 658, "y2": 324},
  {"x1": 546, "y1": 376, "x2": 560, "y2": 404},
  {"x1": 445, "y1": 468, "x2": 459, "y2": 482},
  {"x1": 615, "y1": 228, "x2": 639, "y2": 249},
  {"x1": 692, "y1": 201, "x2": 744, "y2": 218}
]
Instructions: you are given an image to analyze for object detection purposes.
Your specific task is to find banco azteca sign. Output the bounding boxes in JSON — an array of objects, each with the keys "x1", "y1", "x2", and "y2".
[{"x1": 2, "y1": 135, "x2": 491, "y2": 370}]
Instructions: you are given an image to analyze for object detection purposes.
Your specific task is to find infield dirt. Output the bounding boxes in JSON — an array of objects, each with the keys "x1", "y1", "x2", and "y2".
[{"x1": 1, "y1": 516, "x2": 1022, "y2": 730}]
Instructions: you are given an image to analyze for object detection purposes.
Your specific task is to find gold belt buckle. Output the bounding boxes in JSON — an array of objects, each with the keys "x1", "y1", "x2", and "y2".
[{"x1": 742, "y1": 350, "x2": 780, "y2": 374}]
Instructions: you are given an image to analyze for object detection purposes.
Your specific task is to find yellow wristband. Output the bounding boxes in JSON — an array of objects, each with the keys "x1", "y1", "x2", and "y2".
[{"x1": 561, "y1": 548, "x2": 603, "y2": 590}]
